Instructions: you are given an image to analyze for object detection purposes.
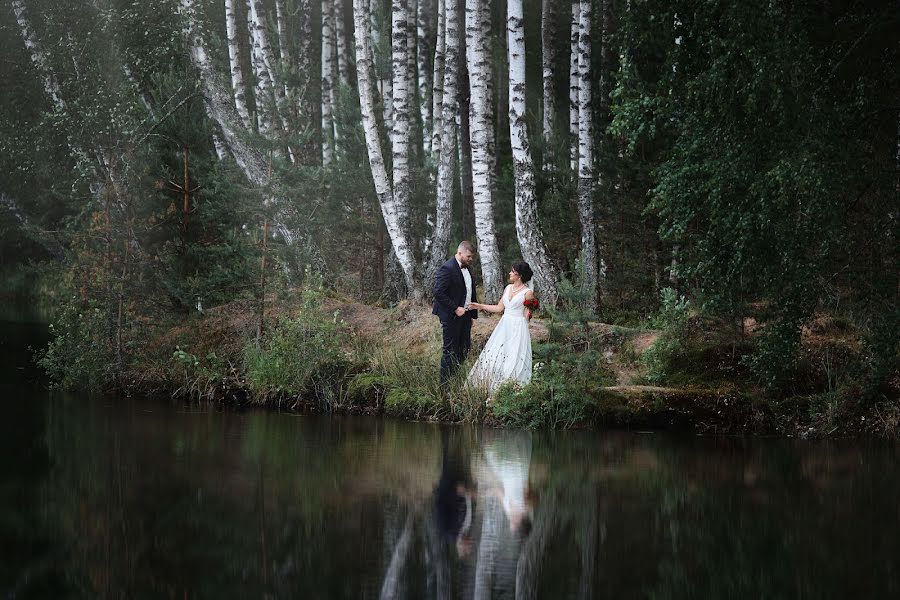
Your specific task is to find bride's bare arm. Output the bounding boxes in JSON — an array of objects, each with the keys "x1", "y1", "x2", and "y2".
[
  {"x1": 524, "y1": 289, "x2": 535, "y2": 320},
  {"x1": 469, "y1": 288, "x2": 506, "y2": 313}
]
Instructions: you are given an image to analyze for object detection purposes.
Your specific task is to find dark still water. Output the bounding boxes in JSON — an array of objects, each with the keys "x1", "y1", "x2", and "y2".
[{"x1": 3, "y1": 311, "x2": 900, "y2": 599}]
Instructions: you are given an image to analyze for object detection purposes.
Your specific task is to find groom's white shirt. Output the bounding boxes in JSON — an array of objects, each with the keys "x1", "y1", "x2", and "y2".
[{"x1": 456, "y1": 257, "x2": 473, "y2": 308}]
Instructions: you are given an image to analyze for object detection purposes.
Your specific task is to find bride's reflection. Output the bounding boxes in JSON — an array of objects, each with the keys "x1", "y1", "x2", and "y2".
[
  {"x1": 377, "y1": 427, "x2": 544, "y2": 599},
  {"x1": 473, "y1": 429, "x2": 535, "y2": 599}
]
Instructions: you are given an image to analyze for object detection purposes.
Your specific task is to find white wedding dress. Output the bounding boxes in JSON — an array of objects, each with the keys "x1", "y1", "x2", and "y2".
[{"x1": 466, "y1": 284, "x2": 532, "y2": 394}]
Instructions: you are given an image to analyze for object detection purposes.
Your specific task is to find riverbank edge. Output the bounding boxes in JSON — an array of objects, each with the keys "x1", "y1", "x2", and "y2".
[
  {"x1": 60, "y1": 293, "x2": 896, "y2": 439},
  {"x1": 111, "y1": 373, "x2": 889, "y2": 439}
]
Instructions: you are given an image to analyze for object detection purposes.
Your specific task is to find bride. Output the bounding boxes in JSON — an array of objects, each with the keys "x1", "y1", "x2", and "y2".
[{"x1": 466, "y1": 261, "x2": 536, "y2": 394}]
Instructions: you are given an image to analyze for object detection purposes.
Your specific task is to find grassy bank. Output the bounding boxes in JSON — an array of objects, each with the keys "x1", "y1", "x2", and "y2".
[{"x1": 37, "y1": 281, "x2": 899, "y2": 437}]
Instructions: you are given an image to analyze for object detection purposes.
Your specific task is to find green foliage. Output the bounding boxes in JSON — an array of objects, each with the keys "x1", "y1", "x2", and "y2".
[
  {"x1": 242, "y1": 286, "x2": 359, "y2": 407},
  {"x1": 611, "y1": 0, "x2": 899, "y2": 392},
  {"x1": 171, "y1": 345, "x2": 226, "y2": 400},
  {"x1": 491, "y1": 285, "x2": 616, "y2": 429},
  {"x1": 38, "y1": 299, "x2": 112, "y2": 391},
  {"x1": 641, "y1": 288, "x2": 691, "y2": 384},
  {"x1": 491, "y1": 363, "x2": 594, "y2": 430}
]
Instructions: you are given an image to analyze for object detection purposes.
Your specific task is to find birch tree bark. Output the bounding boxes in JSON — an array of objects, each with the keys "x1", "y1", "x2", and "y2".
[
  {"x1": 225, "y1": 0, "x2": 252, "y2": 129},
  {"x1": 431, "y1": 0, "x2": 446, "y2": 158},
  {"x1": 465, "y1": 0, "x2": 502, "y2": 301},
  {"x1": 457, "y1": 0, "x2": 473, "y2": 240},
  {"x1": 181, "y1": 0, "x2": 296, "y2": 246},
  {"x1": 248, "y1": 0, "x2": 289, "y2": 134},
  {"x1": 390, "y1": 0, "x2": 412, "y2": 233},
  {"x1": 569, "y1": 0, "x2": 580, "y2": 172},
  {"x1": 417, "y1": 0, "x2": 433, "y2": 155},
  {"x1": 541, "y1": 0, "x2": 556, "y2": 151},
  {"x1": 426, "y1": 0, "x2": 460, "y2": 283},
  {"x1": 508, "y1": 0, "x2": 560, "y2": 302},
  {"x1": 321, "y1": 0, "x2": 336, "y2": 165},
  {"x1": 576, "y1": 0, "x2": 598, "y2": 309},
  {"x1": 353, "y1": 0, "x2": 422, "y2": 298}
]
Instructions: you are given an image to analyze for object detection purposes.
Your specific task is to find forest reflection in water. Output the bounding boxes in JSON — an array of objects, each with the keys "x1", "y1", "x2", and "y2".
[{"x1": 4, "y1": 385, "x2": 900, "y2": 599}]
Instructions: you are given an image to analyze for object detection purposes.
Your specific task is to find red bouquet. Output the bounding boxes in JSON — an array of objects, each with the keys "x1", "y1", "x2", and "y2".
[{"x1": 523, "y1": 297, "x2": 539, "y2": 313}]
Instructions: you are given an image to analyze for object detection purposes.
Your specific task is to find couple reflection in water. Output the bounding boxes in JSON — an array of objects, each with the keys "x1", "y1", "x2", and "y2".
[{"x1": 383, "y1": 427, "x2": 536, "y2": 599}]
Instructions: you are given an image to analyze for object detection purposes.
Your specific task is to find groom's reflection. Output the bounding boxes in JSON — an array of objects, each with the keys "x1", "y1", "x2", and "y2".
[{"x1": 433, "y1": 427, "x2": 477, "y2": 558}]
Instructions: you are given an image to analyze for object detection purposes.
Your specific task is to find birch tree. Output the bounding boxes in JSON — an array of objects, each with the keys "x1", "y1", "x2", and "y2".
[
  {"x1": 353, "y1": 0, "x2": 422, "y2": 298},
  {"x1": 247, "y1": 0, "x2": 289, "y2": 137},
  {"x1": 431, "y1": 0, "x2": 446, "y2": 157},
  {"x1": 576, "y1": 0, "x2": 598, "y2": 309},
  {"x1": 417, "y1": 0, "x2": 433, "y2": 155},
  {"x1": 321, "y1": 0, "x2": 336, "y2": 165},
  {"x1": 181, "y1": 0, "x2": 300, "y2": 249},
  {"x1": 569, "y1": 0, "x2": 580, "y2": 171},
  {"x1": 426, "y1": 0, "x2": 460, "y2": 283},
  {"x1": 541, "y1": 0, "x2": 556, "y2": 149},
  {"x1": 465, "y1": 0, "x2": 502, "y2": 301},
  {"x1": 225, "y1": 0, "x2": 252, "y2": 129},
  {"x1": 508, "y1": 0, "x2": 560, "y2": 301},
  {"x1": 390, "y1": 0, "x2": 412, "y2": 235}
]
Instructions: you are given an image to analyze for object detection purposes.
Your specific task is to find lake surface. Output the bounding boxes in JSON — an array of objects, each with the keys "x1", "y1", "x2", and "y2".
[{"x1": 3, "y1": 305, "x2": 900, "y2": 599}]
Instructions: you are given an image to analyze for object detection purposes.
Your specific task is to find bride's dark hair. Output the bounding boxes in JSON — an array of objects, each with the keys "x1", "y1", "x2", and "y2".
[{"x1": 511, "y1": 261, "x2": 533, "y2": 284}]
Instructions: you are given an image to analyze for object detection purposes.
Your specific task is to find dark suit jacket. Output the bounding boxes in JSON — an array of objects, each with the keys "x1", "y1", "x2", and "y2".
[{"x1": 432, "y1": 258, "x2": 479, "y2": 322}]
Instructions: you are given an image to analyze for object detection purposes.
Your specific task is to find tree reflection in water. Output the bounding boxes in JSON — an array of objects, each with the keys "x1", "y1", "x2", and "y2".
[{"x1": 9, "y1": 391, "x2": 900, "y2": 598}]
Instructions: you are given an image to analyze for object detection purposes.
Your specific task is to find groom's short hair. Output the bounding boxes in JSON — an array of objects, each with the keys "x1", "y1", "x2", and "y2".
[{"x1": 457, "y1": 240, "x2": 475, "y2": 254}]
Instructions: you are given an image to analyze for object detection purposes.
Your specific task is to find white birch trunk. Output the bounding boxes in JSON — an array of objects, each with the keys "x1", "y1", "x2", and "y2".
[
  {"x1": 274, "y1": 0, "x2": 291, "y2": 65},
  {"x1": 181, "y1": 0, "x2": 293, "y2": 243},
  {"x1": 225, "y1": 0, "x2": 252, "y2": 130},
  {"x1": 417, "y1": 0, "x2": 432, "y2": 155},
  {"x1": 248, "y1": 0, "x2": 289, "y2": 128},
  {"x1": 321, "y1": 0, "x2": 336, "y2": 165},
  {"x1": 576, "y1": 0, "x2": 597, "y2": 309},
  {"x1": 431, "y1": 0, "x2": 446, "y2": 158},
  {"x1": 465, "y1": 0, "x2": 502, "y2": 301},
  {"x1": 390, "y1": 0, "x2": 411, "y2": 231},
  {"x1": 353, "y1": 0, "x2": 422, "y2": 298},
  {"x1": 541, "y1": 0, "x2": 556, "y2": 149},
  {"x1": 569, "y1": 0, "x2": 580, "y2": 171},
  {"x1": 508, "y1": 0, "x2": 560, "y2": 302},
  {"x1": 426, "y1": 0, "x2": 459, "y2": 282},
  {"x1": 248, "y1": 0, "x2": 273, "y2": 135}
]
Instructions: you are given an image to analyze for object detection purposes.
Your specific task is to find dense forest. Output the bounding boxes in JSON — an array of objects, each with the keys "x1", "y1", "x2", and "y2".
[{"x1": 0, "y1": 0, "x2": 897, "y2": 426}]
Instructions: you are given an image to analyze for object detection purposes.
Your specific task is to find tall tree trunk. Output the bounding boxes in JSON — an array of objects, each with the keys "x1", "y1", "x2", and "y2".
[
  {"x1": 248, "y1": 0, "x2": 289, "y2": 135},
  {"x1": 541, "y1": 0, "x2": 556, "y2": 154},
  {"x1": 576, "y1": 0, "x2": 597, "y2": 310},
  {"x1": 353, "y1": 0, "x2": 422, "y2": 298},
  {"x1": 182, "y1": 0, "x2": 303, "y2": 251},
  {"x1": 457, "y1": 0, "x2": 474, "y2": 241},
  {"x1": 569, "y1": 0, "x2": 580, "y2": 172},
  {"x1": 321, "y1": 0, "x2": 336, "y2": 165},
  {"x1": 390, "y1": 0, "x2": 412, "y2": 237},
  {"x1": 507, "y1": 0, "x2": 560, "y2": 302},
  {"x1": 426, "y1": 0, "x2": 460, "y2": 284},
  {"x1": 417, "y1": 0, "x2": 433, "y2": 155},
  {"x1": 226, "y1": 0, "x2": 252, "y2": 129},
  {"x1": 465, "y1": 0, "x2": 502, "y2": 302},
  {"x1": 431, "y1": 0, "x2": 446, "y2": 158}
]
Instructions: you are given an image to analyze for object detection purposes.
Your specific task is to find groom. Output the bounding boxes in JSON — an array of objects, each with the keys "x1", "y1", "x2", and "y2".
[{"x1": 433, "y1": 241, "x2": 479, "y2": 386}]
